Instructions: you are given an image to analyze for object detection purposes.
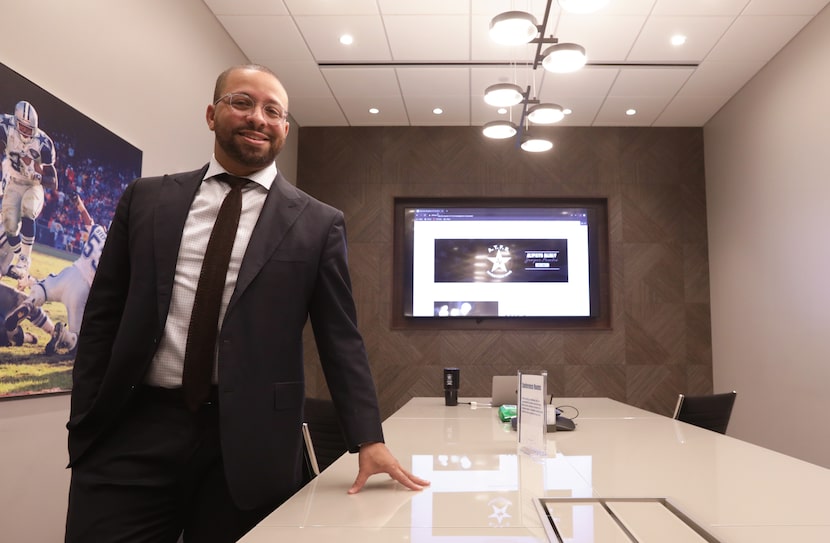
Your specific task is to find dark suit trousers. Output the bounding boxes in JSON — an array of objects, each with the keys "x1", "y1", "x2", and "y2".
[{"x1": 65, "y1": 387, "x2": 283, "y2": 543}]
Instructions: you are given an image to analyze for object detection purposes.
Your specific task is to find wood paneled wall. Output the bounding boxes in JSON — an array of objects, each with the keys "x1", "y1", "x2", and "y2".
[{"x1": 298, "y1": 126, "x2": 710, "y2": 419}]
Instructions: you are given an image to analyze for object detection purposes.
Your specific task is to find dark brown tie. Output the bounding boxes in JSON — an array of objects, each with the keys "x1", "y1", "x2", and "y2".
[{"x1": 182, "y1": 174, "x2": 246, "y2": 411}]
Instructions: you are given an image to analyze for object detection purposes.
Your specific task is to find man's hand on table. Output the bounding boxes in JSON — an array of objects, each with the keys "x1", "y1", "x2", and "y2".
[{"x1": 348, "y1": 442, "x2": 431, "y2": 494}]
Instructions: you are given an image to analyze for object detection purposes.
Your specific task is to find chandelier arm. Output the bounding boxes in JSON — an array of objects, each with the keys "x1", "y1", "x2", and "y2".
[
  {"x1": 531, "y1": 0, "x2": 557, "y2": 69},
  {"x1": 515, "y1": 86, "x2": 537, "y2": 149}
]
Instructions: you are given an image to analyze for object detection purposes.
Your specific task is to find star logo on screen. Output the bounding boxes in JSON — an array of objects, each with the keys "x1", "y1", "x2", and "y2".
[{"x1": 486, "y1": 244, "x2": 512, "y2": 279}]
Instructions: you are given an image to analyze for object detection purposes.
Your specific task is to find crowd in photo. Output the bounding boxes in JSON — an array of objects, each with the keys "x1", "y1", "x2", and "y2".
[{"x1": 33, "y1": 131, "x2": 136, "y2": 255}]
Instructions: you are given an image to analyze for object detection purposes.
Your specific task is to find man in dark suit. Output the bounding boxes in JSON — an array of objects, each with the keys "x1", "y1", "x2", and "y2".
[{"x1": 64, "y1": 64, "x2": 428, "y2": 543}]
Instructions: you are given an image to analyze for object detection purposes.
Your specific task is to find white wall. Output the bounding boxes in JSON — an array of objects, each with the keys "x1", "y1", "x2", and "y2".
[
  {"x1": 705, "y1": 5, "x2": 830, "y2": 468},
  {"x1": 0, "y1": 0, "x2": 296, "y2": 540},
  {"x1": 0, "y1": 395, "x2": 71, "y2": 541}
]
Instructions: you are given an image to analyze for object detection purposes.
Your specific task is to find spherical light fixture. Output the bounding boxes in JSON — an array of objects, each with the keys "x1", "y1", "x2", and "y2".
[
  {"x1": 558, "y1": 0, "x2": 609, "y2": 14},
  {"x1": 489, "y1": 11, "x2": 539, "y2": 45},
  {"x1": 541, "y1": 43, "x2": 587, "y2": 73},
  {"x1": 484, "y1": 83, "x2": 524, "y2": 107},
  {"x1": 482, "y1": 120, "x2": 518, "y2": 139},
  {"x1": 527, "y1": 103, "x2": 565, "y2": 124}
]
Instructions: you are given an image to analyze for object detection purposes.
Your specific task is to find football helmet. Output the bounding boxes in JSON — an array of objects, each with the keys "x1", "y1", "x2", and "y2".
[{"x1": 14, "y1": 101, "x2": 38, "y2": 142}]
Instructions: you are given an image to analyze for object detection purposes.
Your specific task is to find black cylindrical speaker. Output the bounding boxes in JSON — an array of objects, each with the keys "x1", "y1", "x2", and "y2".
[{"x1": 444, "y1": 367, "x2": 460, "y2": 406}]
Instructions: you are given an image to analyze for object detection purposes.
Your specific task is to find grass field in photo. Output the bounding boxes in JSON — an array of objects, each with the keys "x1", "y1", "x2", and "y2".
[{"x1": 0, "y1": 244, "x2": 77, "y2": 398}]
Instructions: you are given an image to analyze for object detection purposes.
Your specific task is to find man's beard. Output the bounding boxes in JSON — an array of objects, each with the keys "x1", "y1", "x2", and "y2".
[{"x1": 216, "y1": 124, "x2": 283, "y2": 169}]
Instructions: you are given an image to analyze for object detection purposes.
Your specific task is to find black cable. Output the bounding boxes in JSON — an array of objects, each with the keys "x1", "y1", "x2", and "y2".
[{"x1": 555, "y1": 404, "x2": 580, "y2": 419}]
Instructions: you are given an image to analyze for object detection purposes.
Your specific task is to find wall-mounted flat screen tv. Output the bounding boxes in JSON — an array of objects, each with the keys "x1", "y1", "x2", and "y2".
[{"x1": 392, "y1": 197, "x2": 610, "y2": 330}]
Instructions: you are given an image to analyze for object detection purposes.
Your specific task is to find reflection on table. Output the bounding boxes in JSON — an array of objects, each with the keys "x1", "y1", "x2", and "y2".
[{"x1": 241, "y1": 397, "x2": 830, "y2": 543}]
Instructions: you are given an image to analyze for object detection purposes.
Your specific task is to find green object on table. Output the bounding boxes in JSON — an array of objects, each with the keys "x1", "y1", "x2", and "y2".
[{"x1": 498, "y1": 404, "x2": 517, "y2": 422}]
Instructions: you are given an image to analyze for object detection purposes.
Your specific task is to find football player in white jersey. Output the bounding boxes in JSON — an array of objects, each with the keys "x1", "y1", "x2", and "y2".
[
  {"x1": 4, "y1": 193, "x2": 103, "y2": 355},
  {"x1": 0, "y1": 100, "x2": 59, "y2": 279}
]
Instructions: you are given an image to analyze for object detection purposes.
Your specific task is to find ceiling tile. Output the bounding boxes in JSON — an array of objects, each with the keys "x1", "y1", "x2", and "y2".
[
  {"x1": 627, "y1": 16, "x2": 735, "y2": 63},
  {"x1": 217, "y1": 15, "x2": 311, "y2": 61},
  {"x1": 555, "y1": 15, "x2": 647, "y2": 63},
  {"x1": 547, "y1": 95, "x2": 606, "y2": 125},
  {"x1": 339, "y1": 95, "x2": 409, "y2": 125},
  {"x1": 259, "y1": 60, "x2": 333, "y2": 99},
  {"x1": 677, "y1": 60, "x2": 766, "y2": 96},
  {"x1": 600, "y1": 0, "x2": 661, "y2": 15},
  {"x1": 538, "y1": 68, "x2": 620, "y2": 99},
  {"x1": 398, "y1": 67, "x2": 471, "y2": 125},
  {"x1": 283, "y1": 0, "x2": 379, "y2": 16},
  {"x1": 204, "y1": 0, "x2": 288, "y2": 16},
  {"x1": 608, "y1": 67, "x2": 694, "y2": 96},
  {"x1": 294, "y1": 15, "x2": 392, "y2": 62},
  {"x1": 322, "y1": 67, "x2": 400, "y2": 97},
  {"x1": 594, "y1": 95, "x2": 671, "y2": 125},
  {"x1": 384, "y1": 15, "x2": 471, "y2": 61},
  {"x1": 405, "y1": 95, "x2": 470, "y2": 125},
  {"x1": 471, "y1": 0, "x2": 551, "y2": 17},
  {"x1": 651, "y1": 0, "x2": 751, "y2": 16},
  {"x1": 653, "y1": 95, "x2": 731, "y2": 126},
  {"x1": 285, "y1": 97, "x2": 348, "y2": 127},
  {"x1": 397, "y1": 67, "x2": 470, "y2": 97},
  {"x1": 743, "y1": 0, "x2": 830, "y2": 16},
  {"x1": 705, "y1": 15, "x2": 813, "y2": 62},
  {"x1": 378, "y1": 0, "x2": 470, "y2": 15}
]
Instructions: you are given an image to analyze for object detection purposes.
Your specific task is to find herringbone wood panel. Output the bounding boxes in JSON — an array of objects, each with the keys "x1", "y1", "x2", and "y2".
[{"x1": 299, "y1": 126, "x2": 711, "y2": 420}]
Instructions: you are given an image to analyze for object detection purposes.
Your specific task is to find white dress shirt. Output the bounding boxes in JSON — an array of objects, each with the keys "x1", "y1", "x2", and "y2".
[{"x1": 144, "y1": 157, "x2": 276, "y2": 388}]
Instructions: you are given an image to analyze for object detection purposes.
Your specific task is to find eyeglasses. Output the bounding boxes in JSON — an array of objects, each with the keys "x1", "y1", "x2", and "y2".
[{"x1": 214, "y1": 93, "x2": 288, "y2": 123}]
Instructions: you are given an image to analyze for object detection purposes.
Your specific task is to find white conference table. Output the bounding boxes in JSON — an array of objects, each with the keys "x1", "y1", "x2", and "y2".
[{"x1": 241, "y1": 397, "x2": 830, "y2": 543}]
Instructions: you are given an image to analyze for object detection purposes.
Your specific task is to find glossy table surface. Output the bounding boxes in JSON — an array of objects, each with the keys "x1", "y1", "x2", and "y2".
[{"x1": 240, "y1": 397, "x2": 830, "y2": 542}]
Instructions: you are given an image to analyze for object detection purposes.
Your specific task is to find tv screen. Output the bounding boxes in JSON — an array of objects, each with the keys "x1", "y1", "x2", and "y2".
[{"x1": 392, "y1": 197, "x2": 610, "y2": 330}]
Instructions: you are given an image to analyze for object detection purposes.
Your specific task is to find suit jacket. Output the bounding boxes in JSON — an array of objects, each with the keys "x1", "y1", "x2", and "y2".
[{"x1": 67, "y1": 165, "x2": 384, "y2": 509}]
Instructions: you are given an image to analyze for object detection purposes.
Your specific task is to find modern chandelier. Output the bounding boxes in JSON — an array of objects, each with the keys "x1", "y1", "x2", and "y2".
[{"x1": 483, "y1": 0, "x2": 601, "y2": 151}]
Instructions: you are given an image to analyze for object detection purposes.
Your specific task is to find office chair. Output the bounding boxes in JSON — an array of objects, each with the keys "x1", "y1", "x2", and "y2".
[
  {"x1": 672, "y1": 391, "x2": 737, "y2": 434},
  {"x1": 302, "y1": 397, "x2": 348, "y2": 478}
]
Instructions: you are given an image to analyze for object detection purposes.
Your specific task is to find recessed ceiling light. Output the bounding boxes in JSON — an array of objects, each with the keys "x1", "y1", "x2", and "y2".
[
  {"x1": 563, "y1": 108, "x2": 573, "y2": 115},
  {"x1": 339, "y1": 34, "x2": 354, "y2": 45},
  {"x1": 671, "y1": 34, "x2": 687, "y2": 46},
  {"x1": 368, "y1": 107, "x2": 379, "y2": 114},
  {"x1": 625, "y1": 109, "x2": 637, "y2": 116},
  {"x1": 497, "y1": 107, "x2": 508, "y2": 115},
  {"x1": 433, "y1": 108, "x2": 443, "y2": 115}
]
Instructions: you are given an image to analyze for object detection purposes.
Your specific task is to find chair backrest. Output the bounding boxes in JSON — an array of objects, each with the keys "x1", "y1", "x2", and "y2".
[
  {"x1": 672, "y1": 391, "x2": 737, "y2": 434},
  {"x1": 302, "y1": 397, "x2": 348, "y2": 478}
]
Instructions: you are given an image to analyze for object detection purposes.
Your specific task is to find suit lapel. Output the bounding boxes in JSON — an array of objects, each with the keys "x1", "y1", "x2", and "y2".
[
  {"x1": 227, "y1": 172, "x2": 307, "y2": 314},
  {"x1": 154, "y1": 166, "x2": 206, "y2": 323}
]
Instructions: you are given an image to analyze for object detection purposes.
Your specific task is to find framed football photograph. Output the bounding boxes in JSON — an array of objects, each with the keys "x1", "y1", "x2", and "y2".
[{"x1": 0, "y1": 62, "x2": 142, "y2": 399}]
